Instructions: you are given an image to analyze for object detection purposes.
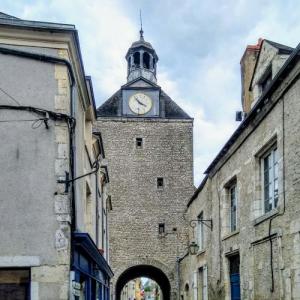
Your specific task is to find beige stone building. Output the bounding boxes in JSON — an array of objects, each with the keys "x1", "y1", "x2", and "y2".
[
  {"x1": 180, "y1": 38, "x2": 300, "y2": 300},
  {"x1": 95, "y1": 30, "x2": 194, "y2": 300},
  {"x1": 0, "y1": 12, "x2": 112, "y2": 299}
]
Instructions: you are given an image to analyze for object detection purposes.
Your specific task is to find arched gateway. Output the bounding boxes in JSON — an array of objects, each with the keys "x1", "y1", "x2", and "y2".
[
  {"x1": 116, "y1": 265, "x2": 171, "y2": 300},
  {"x1": 96, "y1": 28, "x2": 194, "y2": 300}
]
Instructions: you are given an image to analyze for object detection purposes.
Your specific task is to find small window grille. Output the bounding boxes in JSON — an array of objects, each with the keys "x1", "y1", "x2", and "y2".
[
  {"x1": 157, "y1": 177, "x2": 164, "y2": 189},
  {"x1": 136, "y1": 138, "x2": 143, "y2": 148},
  {"x1": 158, "y1": 223, "x2": 165, "y2": 234}
]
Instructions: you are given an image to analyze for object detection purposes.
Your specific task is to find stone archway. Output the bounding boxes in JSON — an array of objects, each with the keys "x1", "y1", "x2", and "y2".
[{"x1": 115, "y1": 265, "x2": 171, "y2": 300}]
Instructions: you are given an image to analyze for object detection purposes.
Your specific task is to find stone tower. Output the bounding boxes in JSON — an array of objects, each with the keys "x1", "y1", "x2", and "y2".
[{"x1": 95, "y1": 29, "x2": 194, "y2": 300}]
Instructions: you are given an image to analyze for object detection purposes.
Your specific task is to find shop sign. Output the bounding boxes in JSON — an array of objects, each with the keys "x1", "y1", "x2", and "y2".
[{"x1": 72, "y1": 281, "x2": 81, "y2": 296}]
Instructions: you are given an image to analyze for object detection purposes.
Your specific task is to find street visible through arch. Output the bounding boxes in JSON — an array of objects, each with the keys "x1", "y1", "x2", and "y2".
[{"x1": 116, "y1": 265, "x2": 171, "y2": 300}]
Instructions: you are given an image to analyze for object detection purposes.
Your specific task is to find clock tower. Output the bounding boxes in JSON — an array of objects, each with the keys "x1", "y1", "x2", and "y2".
[
  {"x1": 122, "y1": 28, "x2": 160, "y2": 117},
  {"x1": 95, "y1": 30, "x2": 194, "y2": 300}
]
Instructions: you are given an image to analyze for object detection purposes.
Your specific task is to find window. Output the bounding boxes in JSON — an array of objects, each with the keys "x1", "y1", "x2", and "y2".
[
  {"x1": 157, "y1": 177, "x2": 164, "y2": 189},
  {"x1": 0, "y1": 269, "x2": 30, "y2": 300},
  {"x1": 136, "y1": 138, "x2": 143, "y2": 148},
  {"x1": 158, "y1": 223, "x2": 165, "y2": 234},
  {"x1": 197, "y1": 268, "x2": 204, "y2": 300},
  {"x1": 197, "y1": 212, "x2": 204, "y2": 251},
  {"x1": 198, "y1": 266, "x2": 208, "y2": 300},
  {"x1": 229, "y1": 184, "x2": 237, "y2": 232},
  {"x1": 261, "y1": 147, "x2": 278, "y2": 213},
  {"x1": 224, "y1": 177, "x2": 237, "y2": 234},
  {"x1": 260, "y1": 66, "x2": 272, "y2": 93}
]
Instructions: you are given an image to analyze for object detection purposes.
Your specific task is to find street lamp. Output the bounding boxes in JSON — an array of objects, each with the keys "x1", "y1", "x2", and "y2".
[{"x1": 188, "y1": 241, "x2": 199, "y2": 255}]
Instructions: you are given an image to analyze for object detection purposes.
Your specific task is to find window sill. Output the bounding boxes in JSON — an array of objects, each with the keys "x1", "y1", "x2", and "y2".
[
  {"x1": 196, "y1": 249, "x2": 205, "y2": 256},
  {"x1": 222, "y1": 230, "x2": 240, "y2": 241},
  {"x1": 253, "y1": 208, "x2": 279, "y2": 226}
]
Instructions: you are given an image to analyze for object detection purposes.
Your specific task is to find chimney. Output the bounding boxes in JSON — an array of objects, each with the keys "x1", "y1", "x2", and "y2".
[{"x1": 240, "y1": 38, "x2": 262, "y2": 113}]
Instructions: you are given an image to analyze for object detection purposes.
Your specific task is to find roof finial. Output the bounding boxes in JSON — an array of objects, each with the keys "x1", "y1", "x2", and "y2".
[{"x1": 139, "y1": 9, "x2": 144, "y2": 40}]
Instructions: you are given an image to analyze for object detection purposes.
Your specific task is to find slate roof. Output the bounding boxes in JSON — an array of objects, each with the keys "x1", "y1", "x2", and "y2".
[
  {"x1": 97, "y1": 90, "x2": 121, "y2": 117},
  {"x1": 205, "y1": 41, "x2": 300, "y2": 175},
  {"x1": 265, "y1": 39, "x2": 294, "y2": 54},
  {"x1": 97, "y1": 89, "x2": 192, "y2": 119},
  {"x1": 131, "y1": 39, "x2": 154, "y2": 50},
  {"x1": 0, "y1": 12, "x2": 19, "y2": 20},
  {"x1": 0, "y1": 11, "x2": 75, "y2": 30},
  {"x1": 249, "y1": 39, "x2": 294, "y2": 91},
  {"x1": 161, "y1": 91, "x2": 191, "y2": 119}
]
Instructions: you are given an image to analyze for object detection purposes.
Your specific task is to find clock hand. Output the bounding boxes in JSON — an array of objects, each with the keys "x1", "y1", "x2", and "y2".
[{"x1": 135, "y1": 97, "x2": 146, "y2": 107}]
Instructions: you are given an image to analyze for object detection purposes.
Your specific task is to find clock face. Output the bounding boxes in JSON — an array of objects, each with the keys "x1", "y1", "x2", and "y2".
[{"x1": 129, "y1": 93, "x2": 153, "y2": 115}]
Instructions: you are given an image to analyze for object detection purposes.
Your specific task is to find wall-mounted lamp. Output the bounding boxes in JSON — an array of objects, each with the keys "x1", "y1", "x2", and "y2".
[{"x1": 188, "y1": 241, "x2": 199, "y2": 255}]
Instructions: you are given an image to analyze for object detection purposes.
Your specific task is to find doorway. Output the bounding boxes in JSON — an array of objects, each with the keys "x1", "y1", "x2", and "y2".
[{"x1": 228, "y1": 254, "x2": 240, "y2": 300}]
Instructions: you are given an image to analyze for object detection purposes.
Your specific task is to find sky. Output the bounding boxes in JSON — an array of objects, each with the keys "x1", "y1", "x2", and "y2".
[{"x1": 1, "y1": 0, "x2": 299, "y2": 185}]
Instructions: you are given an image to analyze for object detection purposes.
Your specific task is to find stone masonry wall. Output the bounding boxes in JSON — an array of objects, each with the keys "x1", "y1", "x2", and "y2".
[
  {"x1": 183, "y1": 59, "x2": 300, "y2": 300},
  {"x1": 95, "y1": 118, "x2": 194, "y2": 299}
]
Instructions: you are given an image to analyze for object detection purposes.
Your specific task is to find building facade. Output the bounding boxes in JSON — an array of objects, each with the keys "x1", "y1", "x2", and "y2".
[
  {"x1": 180, "y1": 39, "x2": 300, "y2": 300},
  {"x1": 95, "y1": 30, "x2": 195, "y2": 300},
  {"x1": 0, "y1": 12, "x2": 112, "y2": 299}
]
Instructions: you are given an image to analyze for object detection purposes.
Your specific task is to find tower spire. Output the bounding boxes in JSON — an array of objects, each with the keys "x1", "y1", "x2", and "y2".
[{"x1": 139, "y1": 9, "x2": 144, "y2": 40}]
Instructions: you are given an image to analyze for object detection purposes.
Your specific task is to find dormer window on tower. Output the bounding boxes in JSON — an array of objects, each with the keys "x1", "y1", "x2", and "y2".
[{"x1": 126, "y1": 29, "x2": 159, "y2": 83}]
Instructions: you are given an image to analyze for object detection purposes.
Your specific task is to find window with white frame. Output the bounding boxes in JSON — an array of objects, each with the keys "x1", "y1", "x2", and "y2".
[
  {"x1": 229, "y1": 184, "x2": 237, "y2": 232},
  {"x1": 197, "y1": 212, "x2": 204, "y2": 251},
  {"x1": 261, "y1": 146, "x2": 279, "y2": 213},
  {"x1": 197, "y1": 266, "x2": 208, "y2": 300}
]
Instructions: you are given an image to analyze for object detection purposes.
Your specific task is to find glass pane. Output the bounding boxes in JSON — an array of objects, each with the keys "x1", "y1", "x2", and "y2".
[
  {"x1": 264, "y1": 184, "x2": 269, "y2": 200},
  {"x1": 231, "y1": 186, "x2": 236, "y2": 206},
  {"x1": 268, "y1": 154, "x2": 272, "y2": 168},
  {"x1": 230, "y1": 185, "x2": 237, "y2": 231},
  {"x1": 274, "y1": 179, "x2": 278, "y2": 193},
  {"x1": 264, "y1": 183, "x2": 270, "y2": 213},
  {"x1": 274, "y1": 194, "x2": 279, "y2": 208},
  {"x1": 274, "y1": 163, "x2": 278, "y2": 179},
  {"x1": 274, "y1": 148, "x2": 278, "y2": 162},
  {"x1": 264, "y1": 156, "x2": 269, "y2": 172},
  {"x1": 264, "y1": 156, "x2": 270, "y2": 186}
]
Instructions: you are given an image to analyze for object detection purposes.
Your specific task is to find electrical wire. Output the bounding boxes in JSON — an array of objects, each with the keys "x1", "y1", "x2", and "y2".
[
  {"x1": 0, "y1": 86, "x2": 21, "y2": 106},
  {"x1": 0, "y1": 105, "x2": 75, "y2": 130},
  {"x1": 0, "y1": 117, "x2": 48, "y2": 129},
  {"x1": 0, "y1": 118, "x2": 43, "y2": 123}
]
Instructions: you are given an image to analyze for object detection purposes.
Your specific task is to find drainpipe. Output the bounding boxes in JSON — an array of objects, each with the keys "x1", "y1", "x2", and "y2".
[
  {"x1": 95, "y1": 152, "x2": 102, "y2": 247},
  {"x1": 95, "y1": 167, "x2": 99, "y2": 247}
]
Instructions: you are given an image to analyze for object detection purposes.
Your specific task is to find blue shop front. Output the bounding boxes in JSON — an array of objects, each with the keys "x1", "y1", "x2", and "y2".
[{"x1": 72, "y1": 232, "x2": 113, "y2": 300}]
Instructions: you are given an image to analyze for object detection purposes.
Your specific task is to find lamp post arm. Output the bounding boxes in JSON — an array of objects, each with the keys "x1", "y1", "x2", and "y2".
[{"x1": 189, "y1": 219, "x2": 213, "y2": 230}]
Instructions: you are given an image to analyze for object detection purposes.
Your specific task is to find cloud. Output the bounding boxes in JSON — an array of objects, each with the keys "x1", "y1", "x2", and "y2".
[
  {"x1": 16, "y1": 0, "x2": 138, "y2": 99},
  {"x1": 1, "y1": 0, "x2": 299, "y2": 186}
]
